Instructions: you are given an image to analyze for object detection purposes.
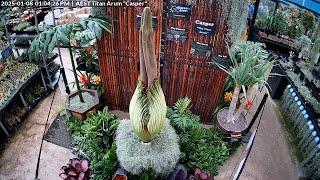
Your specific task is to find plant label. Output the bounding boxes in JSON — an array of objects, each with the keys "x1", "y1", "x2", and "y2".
[
  {"x1": 169, "y1": 4, "x2": 191, "y2": 20},
  {"x1": 166, "y1": 27, "x2": 188, "y2": 43},
  {"x1": 190, "y1": 42, "x2": 212, "y2": 57},
  {"x1": 194, "y1": 20, "x2": 215, "y2": 36},
  {"x1": 136, "y1": 15, "x2": 158, "y2": 30}
]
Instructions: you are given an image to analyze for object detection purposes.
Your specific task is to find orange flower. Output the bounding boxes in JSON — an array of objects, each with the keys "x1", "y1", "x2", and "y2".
[
  {"x1": 92, "y1": 75, "x2": 101, "y2": 85},
  {"x1": 244, "y1": 100, "x2": 253, "y2": 110},
  {"x1": 86, "y1": 46, "x2": 94, "y2": 55},
  {"x1": 79, "y1": 74, "x2": 90, "y2": 85},
  {"x1": 224, "y1": 92, "x2": 233, "y2": 103}
]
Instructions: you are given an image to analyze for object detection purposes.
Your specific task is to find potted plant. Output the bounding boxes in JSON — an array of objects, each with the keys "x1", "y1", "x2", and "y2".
[
  {"x1": 216, "y1": 41, "x2": 272, "y2": 136},
  {"x1": 28, "y1": 15, "x2": 113, "y2": 119}
]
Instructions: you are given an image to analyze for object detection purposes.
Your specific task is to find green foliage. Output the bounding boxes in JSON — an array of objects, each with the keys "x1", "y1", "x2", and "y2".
[
  {"x1": 115, "y1": 120, "x2": 180, "y2": 176},
  {"x1": 217, "y1": 41, "x2": 271, "y2": 90},
  {"x1": 66, "y1": 107, "x2": 119, "y2": 180},
  {"x1": 168, "y1": 97, "x2": 201, "y2": 131},
  {"x1": 299, "y1": 10, "x2": 315, "y2": 32},
  {"x1": 168, "y1": 98, "x2": 238, "y2": 176},
  {"x1": 13, "y1": 22, "x2": 31, "y2": 31},
  {"x1": 255, "y1": 15, "x2": 269, "y2": 30},
  {"x1": 28, "y1": 15, "x2": 113, "y2": 62}
]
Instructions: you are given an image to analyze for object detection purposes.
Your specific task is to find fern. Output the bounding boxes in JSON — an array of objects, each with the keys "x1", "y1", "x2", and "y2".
[{"x1": 169, "y1": 97, "x2": 201, "y2": 131}]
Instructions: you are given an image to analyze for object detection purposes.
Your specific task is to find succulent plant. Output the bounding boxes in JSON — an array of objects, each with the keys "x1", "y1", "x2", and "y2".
[
  {"x1": 59, "y1": 158, "x2": 90, "y2": 180},
  {"x1": 129, "y1": 7, "x2": 167, "y2": 142},
  {"x1": 189, "y1": 168, "x2": 213, "y2": 180}
]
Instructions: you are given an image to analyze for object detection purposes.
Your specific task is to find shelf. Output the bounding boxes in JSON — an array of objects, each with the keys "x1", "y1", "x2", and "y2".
[
  {"x1": 0, "y1": 69, "x2": 40, "y2": 112},
  {"x1": 38, "y1": 53, "x2": 58, "y2": 67}
]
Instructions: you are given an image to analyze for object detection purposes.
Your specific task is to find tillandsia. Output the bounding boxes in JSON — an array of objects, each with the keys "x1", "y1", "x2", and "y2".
[{"x1": 129, "y1": 7, "x2": 167, "y2": 143}]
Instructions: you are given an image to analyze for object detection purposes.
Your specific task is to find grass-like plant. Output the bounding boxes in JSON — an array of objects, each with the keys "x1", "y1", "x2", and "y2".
[
  {"x1": 129, "y1": 7, "x2": 167, "y2": 142},
  {"x1": 216, "y1": 41, "x2": 272, "y2": 123},
  {"x1": 28, "y1": 15, "x2": 113, "y2": 103}
]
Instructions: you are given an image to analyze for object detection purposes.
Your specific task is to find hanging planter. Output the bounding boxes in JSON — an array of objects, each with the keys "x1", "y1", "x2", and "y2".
[{"x1": 66, "y1": 89, "x2": 99, "y2": 120}]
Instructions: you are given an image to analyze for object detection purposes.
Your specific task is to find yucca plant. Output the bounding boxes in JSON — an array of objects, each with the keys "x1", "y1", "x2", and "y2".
[
  {"x1": 129, "y1": 7, "x2": 167, "y2": 143},
  {"x1": 217, "y1": 40, "x2": 272, "y2": 123},
  {"x1": 28, "y1": 15, "x2": 113, "y2": 102}
]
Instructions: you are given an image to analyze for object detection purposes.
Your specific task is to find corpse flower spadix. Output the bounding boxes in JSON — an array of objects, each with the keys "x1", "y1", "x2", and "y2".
[{"x1": 129, "y1": 7, "x2": 167, "y2": 142}]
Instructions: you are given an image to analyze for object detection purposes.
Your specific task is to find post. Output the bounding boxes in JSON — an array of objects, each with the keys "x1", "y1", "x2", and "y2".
[{"x1": 52, "y1": 7, "x2": 71, "y2": 94}]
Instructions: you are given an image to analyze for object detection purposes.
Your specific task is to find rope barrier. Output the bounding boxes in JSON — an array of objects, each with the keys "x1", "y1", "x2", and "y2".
[{"x1": 34, "y1": 72, "x2": 61, "y2": 180}]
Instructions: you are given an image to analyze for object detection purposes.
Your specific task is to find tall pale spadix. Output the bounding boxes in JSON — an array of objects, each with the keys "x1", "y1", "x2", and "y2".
[{"x1": 129, "y1": 7, "x2": 167, "y2": 142}]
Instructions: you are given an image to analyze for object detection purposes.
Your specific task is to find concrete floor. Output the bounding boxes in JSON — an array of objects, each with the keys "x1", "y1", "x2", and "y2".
[{"x1": 0, "y1": 48, "x2": 299, "y2": 179}]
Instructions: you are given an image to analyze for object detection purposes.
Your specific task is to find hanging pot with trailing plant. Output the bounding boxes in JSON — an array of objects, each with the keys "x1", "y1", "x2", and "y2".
[{"x1": 216, "y1": 41, "x2": 272, "y2": 137}]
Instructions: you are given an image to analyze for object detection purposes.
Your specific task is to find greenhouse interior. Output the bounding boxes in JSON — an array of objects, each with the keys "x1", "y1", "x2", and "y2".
[{"x1": 0, "y1": 0, "x2": 319, "y2": 179}]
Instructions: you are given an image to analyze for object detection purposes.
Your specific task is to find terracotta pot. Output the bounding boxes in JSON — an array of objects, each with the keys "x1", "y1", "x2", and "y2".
[
  {"x1": 216, "y1": 107, "x2": 247, "y2": 137},
  {"x1": 66, "y1": 89, "x2": 99, "y2": 120}
]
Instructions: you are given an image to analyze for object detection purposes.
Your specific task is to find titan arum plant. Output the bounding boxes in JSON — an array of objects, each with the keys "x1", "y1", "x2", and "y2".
[
  {"x1": 28, "y1": 16, "x2": 112, "y2": 103},
  {"x1": 129, "y1": 7, "x2": 167, "y2": 143},
  {"x1": 217, "y1": 41, "x2": 272, "y2": 124}
]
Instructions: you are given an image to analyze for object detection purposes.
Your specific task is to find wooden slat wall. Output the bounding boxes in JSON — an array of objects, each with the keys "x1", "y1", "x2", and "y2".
[
  {"x1": 97, "y1": 1, "x2": 163, "y2": 110},
  {"x1": 161, "y1": 0, "x2": 227, "y2": 123},
  {"x1": 98, "y1": 0, "x2": 228, "y2": 123}
]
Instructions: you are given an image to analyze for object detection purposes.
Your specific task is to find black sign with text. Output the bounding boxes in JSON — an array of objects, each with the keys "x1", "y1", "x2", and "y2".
[
  {"x1": 136, "y1": 15, "x2": 158, "y2": 30},
  {"x1": 169, "y1": 4, "x2": 191, "y2": 20},
  {"x1": 194, "y1": 20, "x2": 215, "y2": 36},
  {"x1": 190, "y1": 42, "x2": 212, "y2": 57},
  {"x1": 166, "y1": 27, "x2": 188, "y2": 43}
]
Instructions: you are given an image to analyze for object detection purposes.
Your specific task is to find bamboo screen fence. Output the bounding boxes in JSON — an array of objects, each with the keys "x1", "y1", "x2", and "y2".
[{"x1": 98, "y1": 0, "x2": 228, "y2": 123}]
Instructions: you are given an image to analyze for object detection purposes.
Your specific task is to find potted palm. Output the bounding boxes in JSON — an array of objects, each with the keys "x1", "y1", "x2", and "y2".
[
  {"x1": 28, "y1": 15, "x2": 113, "y2": 119},
  {"x1": 216, "y1": 41, "x2": 272, "y2": 136}
]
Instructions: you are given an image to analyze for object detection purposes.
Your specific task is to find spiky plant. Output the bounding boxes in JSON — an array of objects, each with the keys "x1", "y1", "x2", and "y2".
[
  {"x1": 129, "y1": 7, "x2": 167, "y2": 142},
  {"x1": 217, "y1": 41, "x2": 272, "y2": 123}
]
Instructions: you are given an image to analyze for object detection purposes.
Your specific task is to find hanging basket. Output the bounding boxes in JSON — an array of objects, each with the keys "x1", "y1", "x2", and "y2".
[
  {"x1": 66, "y1": 89, "x2": 99, "y2": 120},
  {"x1": 216, "y1": 107, "x2": 247, "y2": 137}
]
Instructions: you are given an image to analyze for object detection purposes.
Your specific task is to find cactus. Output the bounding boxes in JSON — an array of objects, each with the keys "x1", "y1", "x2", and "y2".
[{"x1": 129, "y1": 7, "x2": 167, "y2": 142}]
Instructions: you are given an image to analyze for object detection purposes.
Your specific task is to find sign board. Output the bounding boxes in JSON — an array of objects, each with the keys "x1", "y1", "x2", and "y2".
[
  {"x1": 169, "y1": 4, "x2": 191, "y2": 20},
  {"x1": 136, "y1": 15, "x2": 158, "y2": 30},
  {"x1": 190, "y1": 42, "x2": 212, "y2": 57},
  {"x1": 166, "y1": 27, "x2": 188, "y2": 43},
  {"x1": 194, "y1": 20, "x2": 215, "y2": 36}
]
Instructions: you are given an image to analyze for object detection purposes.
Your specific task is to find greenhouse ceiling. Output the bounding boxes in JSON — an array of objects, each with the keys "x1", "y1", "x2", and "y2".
[{"x1": 281, "y1": 0, "x2": 320, "y2": 16}]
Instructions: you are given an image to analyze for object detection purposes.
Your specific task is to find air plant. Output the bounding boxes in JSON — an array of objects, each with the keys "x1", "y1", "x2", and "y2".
[
  {"x1": 129, "y1": 7, "x2": 167, "y2": 142},
  {"x1": 216, "y1": 41, "x2": 272, "y2": 123},
  {"x1": 59, "y1": 158, "x2": 90, "y2": 180}
]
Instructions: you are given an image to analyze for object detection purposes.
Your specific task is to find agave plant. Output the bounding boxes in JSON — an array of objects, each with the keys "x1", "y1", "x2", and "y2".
[
  {"x1": 59, "y1": 158, "x2": 90, "y2": 180},
  {"x1": 129, "y1": 7, "x2": 167, "y2": 142},
  {"x1": 217, "y1": 40, "x2": 272, "y2": 123},
  {"x1": 28, "y1": 15, "x2": 113, "y2": 102}
]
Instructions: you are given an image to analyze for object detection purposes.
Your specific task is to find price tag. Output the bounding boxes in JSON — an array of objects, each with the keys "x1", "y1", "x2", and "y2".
[{"x1": 166, "y1": 27, "x2": 188, "y2": 43}]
